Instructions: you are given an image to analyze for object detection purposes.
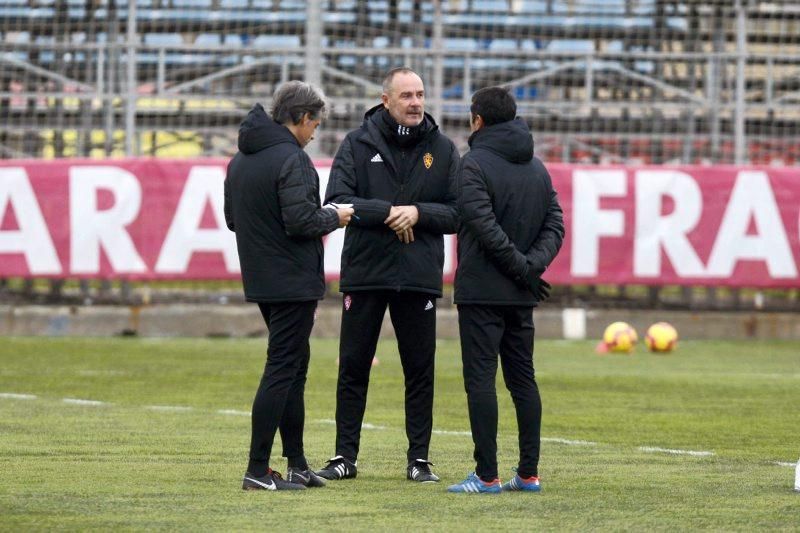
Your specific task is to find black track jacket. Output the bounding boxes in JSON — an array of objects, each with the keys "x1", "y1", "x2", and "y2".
[
  {"x1": 325, "y1": 105, "x2": 459, "y2": 296},
  {"x1": 454, "y1": 118, "x2": 564, "y2": 305},
  {"x1": 224, "y1": 103, "x2": 339, "y2": 302}
]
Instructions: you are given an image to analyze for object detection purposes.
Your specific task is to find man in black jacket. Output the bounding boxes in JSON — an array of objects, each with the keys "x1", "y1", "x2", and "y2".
[
  {"x1": 225, "y1": 81, "x2": 353, "y2": 491},
  {"x1": 316, "y1": 68, "x2": 459, "y2": 483},
  {"x1": 447, "y1": 87, "x2": 564, "y2": 494}
]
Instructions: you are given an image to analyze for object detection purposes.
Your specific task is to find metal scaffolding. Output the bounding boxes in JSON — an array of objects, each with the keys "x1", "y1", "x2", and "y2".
[{"x1": 1, "y1": 0, "x2": 799, "y2": 163}]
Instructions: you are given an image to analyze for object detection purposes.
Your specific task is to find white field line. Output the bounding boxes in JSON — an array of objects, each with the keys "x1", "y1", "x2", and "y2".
[
  {"x1": 774, "y1": 461, "x2": 796, "y2": 468},
  {"x1": 314, "y1": 419, "x2": 386, "y2": 430},
  {"x1": 62, "y1": 398, "x2": 108, "y2": 406},
  {"x1": 433, "y1": 429, "x2": 472, "y2": 436},
  {"x1": 0, "y1": 393, "x2": 37, "y2": 400},
  {"x1": 639, "y1": 446, "x2": 714, "y2": 457},
  {"x1": 543, "y1": 437, "x2": 598, "y2": 446},
  {"x1": 431, "y1": 432, "x2": 598, "y2": 445},
  {"x1": 0, "y1": 393, "x2": 736, "y2": 462},
  {"x1": 217, "y1": 409, "x2": 251, "y2": 416},
  {"x1": 146, "y1": 405, "x2": 194, "y2": 412},
  {"x1": 316, "y1": 420, "x2": 597, "y2": 445}
]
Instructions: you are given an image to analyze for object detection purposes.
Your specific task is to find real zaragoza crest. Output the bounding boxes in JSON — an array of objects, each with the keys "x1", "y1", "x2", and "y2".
[{"x1": 423, "y1": 152, "x2": 433, "y2": 169}]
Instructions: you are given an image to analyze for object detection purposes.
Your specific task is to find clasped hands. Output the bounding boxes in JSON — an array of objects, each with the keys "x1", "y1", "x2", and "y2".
[{"x1": 385, "y1": 205, "x2": 418, "y2": 244}]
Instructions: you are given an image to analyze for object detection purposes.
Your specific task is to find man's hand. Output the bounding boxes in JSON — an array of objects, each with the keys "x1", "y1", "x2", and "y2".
[
  {"x1": 336, "y1": 207, "x2": 354, "y2": 228},
  {"x1": 531, "y1": 278, "x2": 551, "y2": 302},
  {"x1": 385, "y1": 205, "x2": 419, "y2": 232},
  {"x1": 396, "y1": 227, "x2": 415, "y2": 244}
]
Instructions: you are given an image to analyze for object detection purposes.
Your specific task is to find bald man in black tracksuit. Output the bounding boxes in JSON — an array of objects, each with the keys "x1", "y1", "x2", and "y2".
[
  {"x1": 316, "y1": 68, "x2": 459, "y2": 484},
  {"x1": 448, "y1": 87, "x2": 564, "y2": 494}
]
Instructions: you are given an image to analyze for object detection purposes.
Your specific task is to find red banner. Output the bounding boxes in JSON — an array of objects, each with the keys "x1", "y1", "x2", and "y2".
[
  {"x1": 1, "y1": 159, "x2": 799, "y2": 287},
  {"x1": 547, "y1": 166, "x2": 800, "y2": 288}
]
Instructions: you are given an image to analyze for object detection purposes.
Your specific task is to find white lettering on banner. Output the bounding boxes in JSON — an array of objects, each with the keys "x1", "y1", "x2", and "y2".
[
  {"x1": 317, "y1": 167, "x2": 330, "y2": 202},
  {"x1": 155, "y1": 166, "x2": 239, "y2": 273},
  {"x1": 706, "y1": 171, "x2": 797, "y2": 278},
  {"x1": 317, "y1": 167, "x2": 347, "y2": 275},
  {"x1": 571, "y1": 170, "x2": 626, "y2": 277},
  {"x1": 0, "y1": 168, "x2": 62, "y2": 274},
  {"x1": 324, "y1": 227, "x2": 345, "y2": 274},
  {"x1": 634, "y1": 170, "x2": 706, "y2": 277},
  {"x1": 70, "y1": 167, "x2": 147, "y2": 274},
  {"x1": 443, "y1": 234, "x2": 455, "y2": 275}
]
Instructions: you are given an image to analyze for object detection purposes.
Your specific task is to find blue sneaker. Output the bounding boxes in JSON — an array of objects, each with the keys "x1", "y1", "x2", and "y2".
[
  {"x1": 501, "y1": 469, "x2": 541, "y2": 492},
  {"x1": 447, "y1": 472, "x2": 502, "y2": 494}
]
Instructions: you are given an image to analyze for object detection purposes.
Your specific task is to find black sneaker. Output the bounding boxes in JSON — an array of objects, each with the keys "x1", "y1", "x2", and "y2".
[
  {"x1": 242, "y1": 469, "x2": 306, "y2": 491},
  {"x1": 407, "y1": 459, "x2": 440, "y2": 483},
  {"x1": 315, "y1": 455, "x2": 358, "y2": 480},
  {"x1": 287, "y1": 466, "x2": 327, "y2": 488}
]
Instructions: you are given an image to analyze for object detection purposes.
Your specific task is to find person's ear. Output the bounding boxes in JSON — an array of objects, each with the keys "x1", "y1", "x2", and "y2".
[{"x1": 381, "y1": 93, "x2": 390, "y2": 108}]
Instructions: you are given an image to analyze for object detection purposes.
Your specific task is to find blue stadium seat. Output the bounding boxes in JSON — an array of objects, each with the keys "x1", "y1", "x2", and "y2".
[
  {"x1": 325, "y1": 11, "x2": 357, "y2": 23},
  {"x1": 223, "y1": 34, "x2": 245, "y2": 48},
  {"x1": 194, "y1": 34, "x2": 222, "y2": 47},
  {"x1": 488, "y1": 39, "x2": 518, "y2": 51},
  {"x1": 171, "y1": 0, "x2": 212, "y2": 7},
  {"x1": 443, "y1": 38, "x2": 479, "y2": 51},
  {"x1": 547, "y1": 40, "x2": 595, "y2": 54},
  {"x1": 251, "y1": 35, "x2": 301, "y2": 48},
  {"x1": 144, "y1": 33, "x2": 184, "y2": 46}
]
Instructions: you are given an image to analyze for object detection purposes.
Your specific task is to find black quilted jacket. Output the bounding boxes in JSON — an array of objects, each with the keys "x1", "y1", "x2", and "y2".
[
  {"x1": 325, "y1": 105, "x2": 459, "y2": 296},
  {"x1": 454, "y1": 118, "x2": 564, "y2": 305},
  {"x1": 224, "y1": 104, "x2": 339, "y2": 302}
]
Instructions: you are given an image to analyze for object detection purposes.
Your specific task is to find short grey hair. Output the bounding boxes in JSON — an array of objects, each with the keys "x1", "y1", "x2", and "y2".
[
  {"x1": 270, "y1": 81, "x2": 328, "y2": 125},
  {"x1": 382, "y1": 67, "x2": 421, "y2": 94}
]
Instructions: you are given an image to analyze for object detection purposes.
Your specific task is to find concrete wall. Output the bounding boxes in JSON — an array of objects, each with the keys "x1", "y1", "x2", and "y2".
[{"x1": 1, "y1": 304, "x2": 799, "y2": 341}]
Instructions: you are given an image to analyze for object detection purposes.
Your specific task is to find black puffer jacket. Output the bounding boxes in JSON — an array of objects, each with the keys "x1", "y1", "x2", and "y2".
[
  {"x1": 454, "y1": 118, "x2": 564, "y2": 305},
  {"x1": 224, "y1": 103, "x2": 339, "y2": 302},
  {"x1": 325, "y1": 105, "x2": 459, "y2": 296}
]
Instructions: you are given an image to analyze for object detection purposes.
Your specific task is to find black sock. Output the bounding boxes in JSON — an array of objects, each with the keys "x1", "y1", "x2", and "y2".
[
  {"x1": 479, "y1": 474, "x2": 497, "y2": 483},
  {"x1": 287, "y1": 455, "x2": 308, "y2": 471},
  {"x1": 516, "y1": 470, "x2": 537, "y2": 479},
  {"x1": 247, "y1": 460, "x2": 269, "y2": 478}
]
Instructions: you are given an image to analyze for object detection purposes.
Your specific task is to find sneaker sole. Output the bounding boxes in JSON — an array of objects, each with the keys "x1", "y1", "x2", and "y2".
[
  {"x1": 316, "y1": 472, "x2": 357, "y2": 480},
  {"x1": 446, "y1": 489, "x2": 502, "y2": 494},
  {"x1": 242, "y1": 481, "x2": 306, "y2": 491}
]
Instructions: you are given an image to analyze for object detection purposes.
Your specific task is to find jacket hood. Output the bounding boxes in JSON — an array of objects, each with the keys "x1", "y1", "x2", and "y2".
[
  {"x1": 237, "y1": 103, "x2": 299, "y2": 154},
  {"x1": 468, "y1": 118, "x2": 534, "y2": 163}
]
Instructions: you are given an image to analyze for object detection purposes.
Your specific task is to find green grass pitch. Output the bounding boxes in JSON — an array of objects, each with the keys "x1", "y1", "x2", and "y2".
[{"x1": 1, "y1": 336, "x2": 798, "y2": 530}]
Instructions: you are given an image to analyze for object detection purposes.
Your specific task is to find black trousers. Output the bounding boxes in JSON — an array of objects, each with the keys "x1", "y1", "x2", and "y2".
[
  {"x1": 335, "y1": 290, "x2": 437, "y2": 463},
  {"x1": 248, "y1": 300, "x2": 317, "y2": 474},
  {"x1": 457, "y1": 304, "x2": 542, "y2": 480}
]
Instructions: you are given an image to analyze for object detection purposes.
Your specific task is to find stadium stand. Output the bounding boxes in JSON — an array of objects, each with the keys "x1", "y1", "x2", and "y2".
[{"x1": 1, "y1": 1, "x2": 799, "y2": 162}]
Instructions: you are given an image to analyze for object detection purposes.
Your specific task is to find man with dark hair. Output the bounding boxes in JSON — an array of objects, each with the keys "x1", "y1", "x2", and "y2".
[
  {"x1": 225, "y1": 81, "x2": 354, "y2": 491},
  {"x1": 316, "y1": 67, "x2": 459, "y2": 484},
  {"x1": 447, "y1": 86, "x2": 564, "y2": 494}
]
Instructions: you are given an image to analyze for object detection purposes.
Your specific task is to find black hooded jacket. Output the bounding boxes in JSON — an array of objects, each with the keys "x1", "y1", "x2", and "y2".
[
  {"x1": 224, "y1": 103, "x2": 339, "y2": 302},
  {"x1": 325, "y1": 105, "x2": 459, "y2": 296},
  {"x1": 454, "y1": 118, "x2": 564, "y2": 305}
]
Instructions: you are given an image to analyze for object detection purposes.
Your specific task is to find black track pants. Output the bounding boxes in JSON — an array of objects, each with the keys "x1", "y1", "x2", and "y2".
[
  {"x1": 457, "y1": 304, "x2": 542, "y2": 479},
  {"x1": 335, "y1": 290, "x2": 437, "y2": 463},
  {"x1": 248, "y1": 301, "x2": 316, "y2": 474}
]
